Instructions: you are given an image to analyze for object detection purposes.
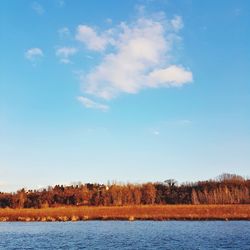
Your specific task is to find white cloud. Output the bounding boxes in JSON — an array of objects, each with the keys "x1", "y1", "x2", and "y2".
[
  {"x1": 75, "y1": 25, "x2": 112, "y2": 51},
  {"x1": 148, "y1": 65, "x2": 193, "y2": 87},
  {"x1": 77, "y1": 96, "x2": 109, "y2": 111},
  {"x1": 77, "y1": 15, "x2": 192, "y2": 100},
  {"x1": 56, "y1": 47, "x2": 77, "y2": 57},
  {"x1": 25, "y1": 48, "x2": 43, "y2": 61},
  {"x1": 32, "y1": 2, "x2": 44, "y2": 15},
  {"x1": 56, "y1": 47, "x2": 77, "y2": 63}
]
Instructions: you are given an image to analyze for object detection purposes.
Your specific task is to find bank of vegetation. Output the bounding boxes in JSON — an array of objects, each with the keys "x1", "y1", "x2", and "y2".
[
  {"x1": 0, "y1": 174, "x2": 249, "y2": 221},
  {"x1": 0, "y1": 174, "x2": 249, "y2": 209}
]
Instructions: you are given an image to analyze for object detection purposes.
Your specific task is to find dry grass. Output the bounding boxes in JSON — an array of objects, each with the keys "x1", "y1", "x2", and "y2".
[{"x1": 0, "y1": 205, "x2": 249, "y2": 222}]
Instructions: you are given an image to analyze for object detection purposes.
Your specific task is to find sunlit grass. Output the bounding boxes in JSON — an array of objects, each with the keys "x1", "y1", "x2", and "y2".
[{"x1": 0, "y1": 205, "x2": 249, "y2": 221}]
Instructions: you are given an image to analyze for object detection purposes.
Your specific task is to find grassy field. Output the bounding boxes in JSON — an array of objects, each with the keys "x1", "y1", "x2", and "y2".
[{"x1": 0, "y1": 205, "x2": 249, "y2": 221}]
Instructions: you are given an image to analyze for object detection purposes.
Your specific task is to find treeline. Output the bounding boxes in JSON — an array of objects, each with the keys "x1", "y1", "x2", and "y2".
[{"x1": 0, "y1": 174, "x2": 249, "y2": 208}]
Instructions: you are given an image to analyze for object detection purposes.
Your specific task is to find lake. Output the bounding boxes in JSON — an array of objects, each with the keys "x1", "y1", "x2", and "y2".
[{"x1": 0, "y1": 221, "x2": 249, "y2": 249}]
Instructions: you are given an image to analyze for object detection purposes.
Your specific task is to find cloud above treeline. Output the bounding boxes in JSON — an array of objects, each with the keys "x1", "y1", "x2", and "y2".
[
  {"x1": 26, "y1": 10, "x2": 192, "y2": 111},
  {"x1": 73, "y1": 12, "x2": 192, "y2": 110},
  {"x1": 56, "y1": 47, "x2": 77, "y2": 64}
]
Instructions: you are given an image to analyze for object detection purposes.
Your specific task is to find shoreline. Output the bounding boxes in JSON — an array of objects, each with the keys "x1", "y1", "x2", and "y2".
[{"x1": 0, "y1": 205, "x2": 249, "y2": 222}]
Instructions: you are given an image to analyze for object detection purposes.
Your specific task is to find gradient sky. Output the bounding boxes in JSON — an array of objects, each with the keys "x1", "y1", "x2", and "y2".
[{"x1": 0, "y1": 0, "x2": 249, "y2": 192}]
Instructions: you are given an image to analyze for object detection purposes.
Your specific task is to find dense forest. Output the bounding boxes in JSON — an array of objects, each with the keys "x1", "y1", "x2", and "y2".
[{"x1": 0, "y1": 174, "x2": 249, "y2": 208}]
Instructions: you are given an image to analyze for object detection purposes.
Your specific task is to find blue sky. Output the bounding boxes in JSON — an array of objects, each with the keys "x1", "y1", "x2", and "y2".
[{"x1": 0, "y1": 0, "x2": 249, "y2": 191}]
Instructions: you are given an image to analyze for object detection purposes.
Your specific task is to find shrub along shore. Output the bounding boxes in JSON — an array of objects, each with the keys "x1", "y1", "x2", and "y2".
[{"x1": 0, "y1": 205, "x2": 249, "y2": 222}]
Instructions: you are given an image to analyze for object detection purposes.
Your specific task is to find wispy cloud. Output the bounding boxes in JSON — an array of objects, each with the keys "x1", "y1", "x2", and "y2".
[
  {"x1": 77, "y1": 96, "x2": 109, "y2": 111},
  {"x1": 75, "y1": 25, "x2": 112, "y2": 51},
  {"x1": 152, "y1": 129, "x2": 160, "y2": 136},
  {"x1": 105, "y1": 18, "x2": 113, "y2": 24},
  {"x1": 58, "y1": 27, "x2": 70, "y2": 38},
  {"x1": 32, "y1": 2, "x2": 45, "y2": 15},
  {"x1": 179, "y1": 119, "x2": 192, "y2": 125},
  {"x1": 171, "y1": 15, "x2": 184, "y2": 31},
  {"x1": 56, "y1": 47, "x2": 77, "y2": 64},
  {"x1": 75, "y1": 12, "x2": 192, "y2": 101},
  {"x1": 148, "y1": 119, "x2": 192, "y2": 136},
  {"x1": 25, "y1": 48, "x2": 43, "y2": 61}
]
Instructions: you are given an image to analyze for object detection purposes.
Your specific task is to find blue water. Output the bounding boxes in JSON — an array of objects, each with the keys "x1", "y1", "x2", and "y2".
[{"x1": 0, "y1": 221, "x2": 249, "y2": 249}]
